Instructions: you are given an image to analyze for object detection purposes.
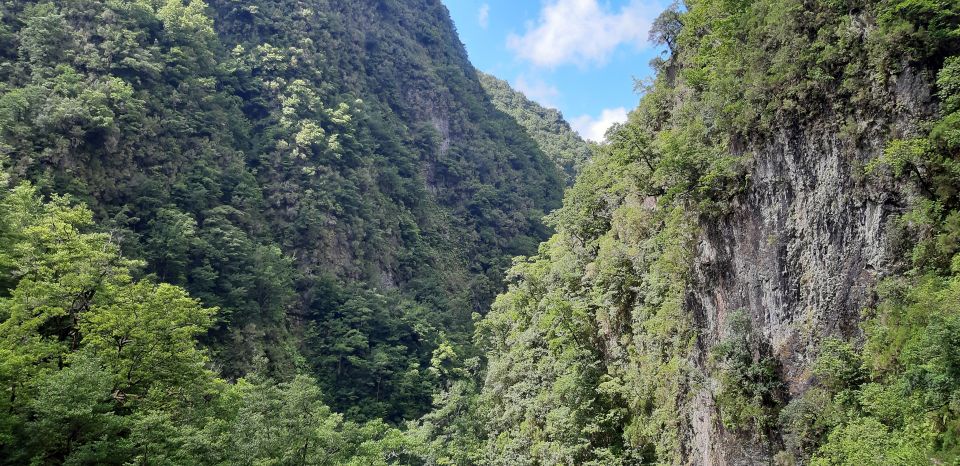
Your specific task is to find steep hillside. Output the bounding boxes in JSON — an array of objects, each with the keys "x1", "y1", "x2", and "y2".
[
  {"x1": 3, "y1": 0, "x2": 959, "y2": 464},
  {"x1": 0, "y1": 0, "x2": 561, "y2": 422},
  {"x1": 477, "y1": 0, "x2": 960, "y2": 464},
  {"x1": 478, "y1": 72, "x2": 593, "y2": 184}
]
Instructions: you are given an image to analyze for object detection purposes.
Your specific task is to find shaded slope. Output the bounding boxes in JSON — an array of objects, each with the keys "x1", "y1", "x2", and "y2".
[{"x1": 478, "y1": 72, "x2": 593, "y2": 184}]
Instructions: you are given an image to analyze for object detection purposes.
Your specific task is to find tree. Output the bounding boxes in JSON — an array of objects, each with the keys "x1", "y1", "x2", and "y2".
[
  {"x1": 0, "y1": 179, "x2": 217, "y2": 463},
  {"x1": 649, "y1": 3, "x2": 683, "y2": 53}
]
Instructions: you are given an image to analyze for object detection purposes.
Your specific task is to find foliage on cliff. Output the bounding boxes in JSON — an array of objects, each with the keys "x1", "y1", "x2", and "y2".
[
  {"x1": 471, "y1": 0, "x2": 959, "y2": 463},
  {"x1": 478, "y1": 72, "x2": 593, "y2": 184}
]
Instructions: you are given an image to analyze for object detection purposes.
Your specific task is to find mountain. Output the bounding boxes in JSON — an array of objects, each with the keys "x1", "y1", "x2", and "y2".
[
  {"x1": 477, "y1": 0, "x2": 960, "y2": 464},
  {"x1": 0, "y1": 0, "x2": 561, "y2": 426},
  {"x1": 2, "y1": 0, "x2": 960, "y2": 464},
  {"x1": 478, "y1": 72, "x2": 593, "y2": 184}
]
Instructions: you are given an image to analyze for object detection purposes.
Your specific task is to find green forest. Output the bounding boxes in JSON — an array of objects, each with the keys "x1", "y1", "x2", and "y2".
[{"x1": 0, "y1": 0, "x2": 958, "y2": 464}]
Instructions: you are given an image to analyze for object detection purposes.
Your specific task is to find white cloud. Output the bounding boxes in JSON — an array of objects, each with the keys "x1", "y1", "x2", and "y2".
[
  {"x1": 512, "y1": 75, "x2": 560, "y2": 108},
  {"x1": 478, "y1": 3, "x2": 490, "y2": 29},
  {"x1": 571, "y1": 107, "x2": 628, "y2": 142},
  {"x1": 507, "y1": 0, "x2": 659, "y2": 68}
]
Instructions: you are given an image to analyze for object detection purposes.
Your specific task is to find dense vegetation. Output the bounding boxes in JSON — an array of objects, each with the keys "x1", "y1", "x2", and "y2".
[
  {"x1": 472, "y1": 0, "x2": 960, "y2": 464},
  {"x1": 478, "y1": 73, "x2": 593, "y2": 184},
  {"x1": 0, "y1": 0, "x2": 562, "y2": 427},
  {"x1": 1, "y1": 0, "x2": 959, "y2": 464},
  {"x1": 0, "y1": 176, "x2": 426, "y2": 464}
]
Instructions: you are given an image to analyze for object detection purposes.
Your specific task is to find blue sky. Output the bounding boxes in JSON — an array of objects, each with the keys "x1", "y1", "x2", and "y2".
[{"x1": 441, "y1": 0, "x2": 670, "y2": 141}]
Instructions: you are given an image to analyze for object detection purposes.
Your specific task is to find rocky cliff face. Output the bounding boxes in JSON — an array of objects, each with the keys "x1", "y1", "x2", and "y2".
[{"x1": 685, "y1": 65, "x2": 936, "y2": 464}]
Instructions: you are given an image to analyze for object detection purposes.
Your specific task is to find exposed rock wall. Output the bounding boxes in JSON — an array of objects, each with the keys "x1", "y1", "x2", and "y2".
[{"x1": 683, "y1": 65, "x2": 936, "y2": 464}]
